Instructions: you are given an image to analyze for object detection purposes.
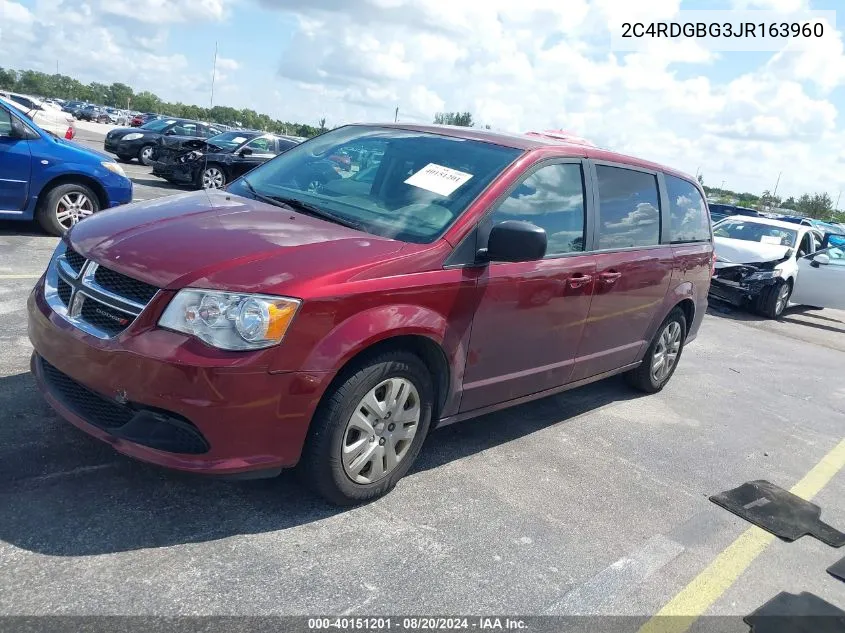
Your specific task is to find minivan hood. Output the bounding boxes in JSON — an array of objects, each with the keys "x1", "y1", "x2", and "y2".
[
  {"x1": 713, "y1": 237, "x2": 792, "y2": 264},
  {"x1": 68, "y1": 190, "x2": 405, "y2": 292}
]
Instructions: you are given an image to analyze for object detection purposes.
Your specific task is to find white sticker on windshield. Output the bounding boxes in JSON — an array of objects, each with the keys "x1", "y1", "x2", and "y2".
[
  {"x1": 404, "y1": 163, "x2": 473, "y2": 197},
  {"x1": 232, "y1": 137, "x2": 247, "y2": 143},
  {"x1": 760, "y1": 235, "x2": 782, "y2": 245}
]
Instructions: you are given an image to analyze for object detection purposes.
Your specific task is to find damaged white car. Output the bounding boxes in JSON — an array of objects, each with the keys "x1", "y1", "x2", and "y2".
[{"x1": 710, "y1": 215, "x2": 845, "y2": 318}]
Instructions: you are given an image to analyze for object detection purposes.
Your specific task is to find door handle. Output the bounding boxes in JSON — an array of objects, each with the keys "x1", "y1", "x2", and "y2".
[
  {"x1": 568, "y1": 274, "x2": 593, "y2": 289},
  {"x1": 599, "y1": 271, "x2": 622, "y2": 284}
]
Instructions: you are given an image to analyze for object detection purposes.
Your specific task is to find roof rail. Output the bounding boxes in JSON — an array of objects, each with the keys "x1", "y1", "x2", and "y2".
[{"x1": 524, "y1": 129, "x2": 596, "y2": 146}]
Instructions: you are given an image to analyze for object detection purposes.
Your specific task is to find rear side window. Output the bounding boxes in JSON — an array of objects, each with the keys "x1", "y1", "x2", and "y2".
[
  {"x1": 596, "y1": 165, "x2": 660, "y2": 249},
  {"x1": 666, "y1": 175, "x2": 710, "y2": 243},
  {"x1": 487, "y1": 163, "x2": 586, "y2": 257}
]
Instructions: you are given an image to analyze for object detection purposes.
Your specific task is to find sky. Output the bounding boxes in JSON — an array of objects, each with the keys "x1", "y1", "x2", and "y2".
[{"x1": 1, "y1": 0, "x2": 844, "y2": 202}]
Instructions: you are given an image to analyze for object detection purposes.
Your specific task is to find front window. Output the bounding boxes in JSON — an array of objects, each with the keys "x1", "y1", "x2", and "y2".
[
  {"x1": 141, "y1": 119, "x2": 178, "y2": 132},
  {"x1": 228, "y1": 125, "x2": 522, "y2": 243},
  {"x1": 713, "y1": 219, "x2": 798, "y2": 247}
]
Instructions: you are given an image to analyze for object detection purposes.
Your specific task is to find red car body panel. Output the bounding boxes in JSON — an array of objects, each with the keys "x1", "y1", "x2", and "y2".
[{"x1": 27, "y1": 124, "x2": 712, "y2": 476}]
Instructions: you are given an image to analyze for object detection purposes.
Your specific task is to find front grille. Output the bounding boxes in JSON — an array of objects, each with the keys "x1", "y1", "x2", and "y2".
[
  {"x1": 40, "y1": 358, "x2": 134, "y2": 429},
  {"x1": 48, "y1": 245, "x2": 160, "y2": 339},
  {"x1": 57, "y1": 279, "x2": 72, "y2": 306},
  {"x1": 39, "y1": 357, "x2": 210, "y2": 454},
  {"x1": 64, "y1": 248, "x2": 85, "y2": 274},
  {"x1": 94, "y1": 266, "x2": 159, "y2": 304},
  {"x1": 80, "y1": 300, "x2": 133, "y2": 336}
]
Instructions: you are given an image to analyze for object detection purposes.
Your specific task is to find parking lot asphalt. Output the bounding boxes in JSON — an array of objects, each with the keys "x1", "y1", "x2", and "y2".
[{"x1": 1, "y1": 133, "x2": 844, "y2": 622}]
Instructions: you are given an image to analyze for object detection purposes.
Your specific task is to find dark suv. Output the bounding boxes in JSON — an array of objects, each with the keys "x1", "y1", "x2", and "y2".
[{"x1": 28, "y1": 124, "x2": 713, "y2": 504}]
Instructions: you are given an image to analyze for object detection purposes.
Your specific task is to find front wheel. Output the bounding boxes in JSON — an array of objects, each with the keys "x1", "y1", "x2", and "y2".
[
  {"x1": 298, "y1": 351, "x2": 434, "y2": 505},
  {"x1": 138, "y1": 144, "x2": 155, "y2": 166},
  {"x1": 199, "y1": 165, "x2": 227, "y2": 190},
  {"x1": 756, "y1": 280, "x2": 791, "y2": 319},
  {"x1": 626, "y1": 308, "x2": 687, "y2": 393},
  {"x1": 36, "y1": 183, "x2": 101, "y2": 236}
]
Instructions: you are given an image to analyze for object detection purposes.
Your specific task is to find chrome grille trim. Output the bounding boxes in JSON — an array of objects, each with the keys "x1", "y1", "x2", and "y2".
[{"x1": 44, "y1": 242, "x2": 158, "y2": 339}]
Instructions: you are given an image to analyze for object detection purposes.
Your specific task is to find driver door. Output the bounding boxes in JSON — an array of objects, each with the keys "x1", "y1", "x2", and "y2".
[
  {"x1": 791, "y1": 247, "x2": 845, "y2": 310},
  {"x1": 0, "y1": 105, "x2": 31, "y2": 212}
]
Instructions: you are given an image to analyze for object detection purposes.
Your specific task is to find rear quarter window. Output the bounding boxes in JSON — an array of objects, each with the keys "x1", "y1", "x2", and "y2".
[
  {"x1": 665, "y1": 175, "x2": 711, "y2": 243},
  {"x1": 595, "y1": 165, "x2": 661, "y2": 249}
]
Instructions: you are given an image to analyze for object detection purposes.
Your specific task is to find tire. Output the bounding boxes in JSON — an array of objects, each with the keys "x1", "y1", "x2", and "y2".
[
  {"x1": 36, "y1": 182, "x2": 101, "y2": 236},
  {"x1": 198, "y1": 164, "x2": 227, "y2": 190},
  {"x1": 626, "y1": 308, "x2": 687, "y2": 394},
  {"x1": 116, "y1": 154, "x2": 133, "y2": 163},
  {"x1": 138, "y1": 144, "x2": 155, "y2": 166},
  {"x1": 756, "y1": 280, "x2": 791, "y2": 319},
  {"x1": 298, "y1": 350, "x2": 434, "y2": 505}
]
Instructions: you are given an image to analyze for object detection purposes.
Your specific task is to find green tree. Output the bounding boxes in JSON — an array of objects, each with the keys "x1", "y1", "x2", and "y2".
[
  {"x1": 434, "y1": 111, "x2": 474, "y2": 127},
  {"x1": 697, "y1": 174, "x2": 704, "y2": 186},
  {"x1": 0, "y1": 67, "x2": 18, "y2": 89},
  {"x1": 796, "y1": 193, "x2": 834, "y2": 220},
  {"x1": 108, "y1": 83, "x2": 134, "y2": 109}
]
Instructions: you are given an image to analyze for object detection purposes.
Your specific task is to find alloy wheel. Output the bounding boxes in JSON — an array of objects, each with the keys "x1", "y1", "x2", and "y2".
[
  {"x1": 341, "y1": 378, "x2": 421, "y2": 484},
  {"x1": 140, "y1": 146, "x2": 153, "y2": 164},
  {"x1": 650, "y1": 321, "x2": 682, "y2": 384},
  {"x1": 202, "y1": 167, "x2": 225, "y2": 189},
  {"x1": 55, "y1": 192, "x2": 94, "y2": 229},
  {"x1": 775, "y1": 284, "x2": 790, "y2": 315}
]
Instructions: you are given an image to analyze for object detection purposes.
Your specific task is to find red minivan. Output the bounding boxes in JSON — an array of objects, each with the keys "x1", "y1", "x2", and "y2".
[{"x1": 28, "y1": 124, "x2": 713, "y2": 504}]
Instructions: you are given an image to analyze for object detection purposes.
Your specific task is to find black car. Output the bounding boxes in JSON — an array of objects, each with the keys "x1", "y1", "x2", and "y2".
[
  {"x1": 104, "y1": 118, "x2": 224, "y2": 165},
  {"x1": 708, "y1": 203, "x2": 760, "y2": 225},
  {"x1": 150, "y1": 131, "x2": 301, "y2": 189}
]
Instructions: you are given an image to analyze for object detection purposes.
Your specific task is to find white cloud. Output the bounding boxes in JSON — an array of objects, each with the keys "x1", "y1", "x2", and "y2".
[{"x1": 2, "y1": 0, "x2": 844, "y2": 201}]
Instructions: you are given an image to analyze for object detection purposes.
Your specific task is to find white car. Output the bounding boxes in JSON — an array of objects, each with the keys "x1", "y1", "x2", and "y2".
[
  {"x1": 710, "y1": 215, "x2": 845, "y2": 317},
  {"x1": 0, "y1": 91, "x2": 75, "y2": 139}
]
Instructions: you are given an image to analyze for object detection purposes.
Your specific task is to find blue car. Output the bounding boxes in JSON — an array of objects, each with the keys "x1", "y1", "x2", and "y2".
[{"x1": 0, "y1": 97, "x2": 132, "y2": 235}]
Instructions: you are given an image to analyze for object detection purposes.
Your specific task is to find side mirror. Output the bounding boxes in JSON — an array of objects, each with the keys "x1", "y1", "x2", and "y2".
[
  {"x1": 238, "y1": 147, "x2": 253, "y2": 157},
  {"x1": 481, "y1": 220, "x2": 547, "y2": 263},
  {"x1": 811, "y1": 253, "x2": 830, "y2": 268}
]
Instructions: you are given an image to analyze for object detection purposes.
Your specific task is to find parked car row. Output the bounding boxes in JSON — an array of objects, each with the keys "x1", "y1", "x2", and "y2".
[{"x1": 0, "y1": 91, "x2": 76, "y2": 140}]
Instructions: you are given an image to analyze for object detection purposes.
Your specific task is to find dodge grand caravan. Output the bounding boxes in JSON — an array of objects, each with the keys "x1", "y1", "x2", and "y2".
[{"x1": 28, "y1": 124, "x2": 713, "y2": 504}]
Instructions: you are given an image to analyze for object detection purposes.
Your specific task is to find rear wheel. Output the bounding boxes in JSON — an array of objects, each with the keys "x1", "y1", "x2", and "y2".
[
  {"x1": 138, "y1": 144, "x2": 155, "y2": 166},
  {"x1": 36, "y1": 183, "x2": 100, "y2": 236},
  {"x1": 298, "y1": 350, "x2": 434, "y2": 505},
  {"x1": 756, "y1": 280, "x2": 791, "y2": 319},
  {"x1": 626, "y1": 308, "x2": 687, "y2": 393}
]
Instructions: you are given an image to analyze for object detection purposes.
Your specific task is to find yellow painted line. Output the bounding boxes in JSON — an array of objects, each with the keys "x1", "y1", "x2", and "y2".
[
  {"x1": 637, "y1": 438, "x2": 845, "y2": 633},
  {"x1": 0, "y1": 274, "x2": 41, "y2": 279}
]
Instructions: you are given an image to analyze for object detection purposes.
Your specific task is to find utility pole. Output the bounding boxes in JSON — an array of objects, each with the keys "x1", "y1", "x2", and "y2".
[
  {"x1": 836, "y1": 190, "x2": 842, "y2": 211},
  {"x1": 720, "y1": 180, "x2": 725, "y2": 191},
  {"x1": 394, "y1": 106, "x2": 399, "y2": 122},
  {"x1": 209, "y1": 41, "x2": 218, "y2": 110},
  {"x1": 772, "y1": 171, "x2": 782, "y2": 197}
]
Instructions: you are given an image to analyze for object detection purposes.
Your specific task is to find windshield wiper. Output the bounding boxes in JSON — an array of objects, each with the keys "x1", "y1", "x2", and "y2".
[
  {"x1": 240, "y1": 178, "x2": 286, "y2": 208},
  {"x1": 268, "y1": 195, "x2": 362, "y2": 230}
]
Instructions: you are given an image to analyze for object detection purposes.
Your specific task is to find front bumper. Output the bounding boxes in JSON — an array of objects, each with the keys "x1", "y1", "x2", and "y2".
[
  {"x1": 708, "y1": 276, "x2": 777, "y2": 306},
  {"x1": 104, "y1": 137, "x2": 146, "y2": 156},
  {"x1": 150, "y1": 160, "x2": 195, "y2": 184},
  {"x1": 27, "y1": 280, "x2": 330, "y2": 475}
]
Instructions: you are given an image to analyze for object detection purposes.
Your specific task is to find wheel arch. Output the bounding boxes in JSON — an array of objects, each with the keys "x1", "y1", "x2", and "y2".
[
  {"x1": 36, "y1": 174, "x2": 109, "y2": 211},
  {"x1": 314, "y1": 333, "x2": 451, "y2": 425}
]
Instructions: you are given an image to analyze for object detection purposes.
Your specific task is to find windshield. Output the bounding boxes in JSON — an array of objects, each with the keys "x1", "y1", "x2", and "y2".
[
  {"x1": 713, "y1": 219, "x2": 798, "y2": 247},
  {"x1": 207, "y1": 131, "x2": 256, "y2": 151},
  {"x1": 141, "y1": 119, "x2": 177, "y2": 132},
  {"x1": 228, "y1": 125, "x2": 522, "y2": 243}
]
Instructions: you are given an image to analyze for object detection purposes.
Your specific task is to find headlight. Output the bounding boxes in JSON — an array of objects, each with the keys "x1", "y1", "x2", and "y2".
[
  {"x1": 747, "y1": 269, "x2": 782, "y2": 281},
  {"x1": 122, "y1": 132, "x2": 144, "y2": 141},
  {"x1": 159, "y1": 289, "x2": 300, "y2": 351},
  {"x1": 101, "y1": 161, "x2": 126, "y2": 177},
  {"x1": 179, "y1": 150, "x2": 203, "y2": 163}
]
